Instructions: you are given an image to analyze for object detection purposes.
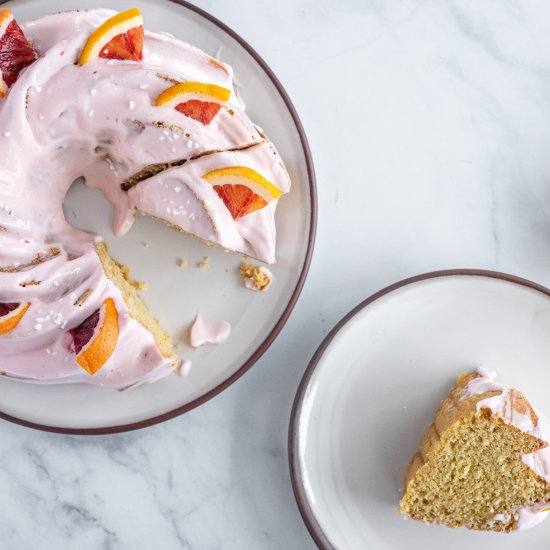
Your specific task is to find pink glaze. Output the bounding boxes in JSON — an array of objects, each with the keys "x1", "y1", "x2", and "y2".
[
  {"x1": 0, "y1": 9, "x2": 288, "y2": 389},
  {"x1": 462, "y1": 368, "x2": 550, "y2": 530},
  {"x1": 190, "y1": 314, "x2": 231, "y2": 348}
]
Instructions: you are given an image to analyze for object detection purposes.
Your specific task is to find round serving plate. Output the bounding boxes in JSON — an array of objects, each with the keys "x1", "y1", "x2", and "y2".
[
  {"x1": 0, "y1": 0, "x2": 316, "y2": 433},
  {"x1": 290, "y1": 271, "x2": 550, "y2": 550}
]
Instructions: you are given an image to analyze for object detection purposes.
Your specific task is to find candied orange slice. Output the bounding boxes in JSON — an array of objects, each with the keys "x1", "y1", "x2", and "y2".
[
  {"x1": 156, "y1": 82, "x2": 231, "y2": 125},
  {"x1": 79, "y1": 8, "x2": 143, "y2": 65},
  {"x1": 0, "y1": 9, "x2": 37, "y2": 98},
  {"x1": 202, "y1": 166, "x2": 282, "y2": 219},
  {"x1": 69, "y1": 297, "x2": 119, "y2": 375},
  {"x1": 0, "y1": 302, "x2": 30, "y2": 334}
]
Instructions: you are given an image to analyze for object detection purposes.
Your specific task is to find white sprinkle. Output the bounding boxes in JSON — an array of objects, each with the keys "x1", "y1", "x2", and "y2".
[
  {"x1": 174, "y1": 186, "x2": 182, "y2": 193},
  {"x1": 129, "y1": 100, "x2": 135, "y2": 110},
  {"x1": 89, "y1": 88, "x2": 97, "y2": 96},
  {"x1": 171, "y1": 147, "x2": 177, "y2": 153},
  {"x1": 139, "y1": 83, "x2": 148, "y2": 90},
  {"x1": 38, "y1": 114, "x2": 44, "y2": 121},
  {"x1": 88, "y1": 109, "x2": 94, "y2": 117},
  {"x1": 3, "y1": 131, "x2": 10, "y2": 137},
  {"x1": 204, "y1": 200, "x2": 211, "y2": 206},
  {"x1": 189, "y1": 213, "x2": 196, "y2": 220},
  {"x1": 34, "y1": 323, "x2": 42, "y2": 331},
  {"x1": 166, "y1": 208, "x2": 172, "y2": 214},
  {"x1": 159, "y1": 136, "x2": 165, "y2": 141},
  {"x1": 35, "y1": 86, "x2": 42, "y2": 93},
  {"x1": 163, "y1": 130, "x2": 170, "y2": 136},
  {"x1": 193, "y1": 142, "x2": 200, "y2": 149},
  {"x1": 186, "y1": 140, "x2": 193, "y2": 149}
]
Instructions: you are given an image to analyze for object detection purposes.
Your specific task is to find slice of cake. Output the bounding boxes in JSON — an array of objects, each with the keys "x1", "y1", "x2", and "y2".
[{"x1": 399, "y1": 368, "x2": 550, "y2": 532}]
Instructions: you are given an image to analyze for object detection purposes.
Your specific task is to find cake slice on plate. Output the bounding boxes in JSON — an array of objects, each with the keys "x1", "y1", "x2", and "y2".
[{"x1": 399, "y1": 368, "x2": 550, "y2": 532}]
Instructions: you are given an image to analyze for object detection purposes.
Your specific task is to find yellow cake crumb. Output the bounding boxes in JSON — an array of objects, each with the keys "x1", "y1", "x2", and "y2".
[
  {"x1": 132, "y1": 280, "x2": 148, "y2": 291},
  {"x1": 196, "y1": 256, "x2": 209, "y2": 269},
  {"x1": 177, "y1": 258, "x2": 188, "y2": 268},
  {"x1": 240, "y1": 263, "x2": 271, "y2": 291}
]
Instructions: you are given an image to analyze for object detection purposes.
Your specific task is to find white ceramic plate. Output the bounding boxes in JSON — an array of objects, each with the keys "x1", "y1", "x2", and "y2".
[
  {"x1": 290, "y1": 271, "x2": 550, "y2": 550},
  {"x1": 0, "y1": 0, "x2": 316, "y2": 433}
]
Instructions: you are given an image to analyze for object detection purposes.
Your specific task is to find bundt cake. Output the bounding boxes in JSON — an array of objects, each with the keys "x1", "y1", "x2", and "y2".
[
  {"x1": 400, "y1": 368, "x2": 550, "y2": 532},
  {"x1": 0, "y1": 8, "x2": 290, "y2": 389}
]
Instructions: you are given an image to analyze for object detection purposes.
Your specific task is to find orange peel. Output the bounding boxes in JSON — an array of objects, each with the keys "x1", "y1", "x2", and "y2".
[
  {"x1": 202, "y1": 166, "x2": 282, "y2": 219},
  {"x1": 75, "y1": 297, "x2": 119, "y2": 375},
  {"x1": 79, "y1": 8, "x2": 143, "y2": 65},
  {"x1": 156, "y1": 81, "x2": 231, "y2": 124},
  {"x1": 0, "y1": 302, "x2": 30, "y2": 335}
]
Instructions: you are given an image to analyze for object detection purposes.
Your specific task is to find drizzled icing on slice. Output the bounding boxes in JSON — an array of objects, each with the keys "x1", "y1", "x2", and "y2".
[{"x1": 462, "y1": 367, "x2": 550, "y2": 530}]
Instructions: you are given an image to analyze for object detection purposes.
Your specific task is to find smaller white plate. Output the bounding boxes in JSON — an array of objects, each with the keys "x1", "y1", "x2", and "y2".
[{"x1": 289, "y1": 270, "x2": 550, "y2": 550}]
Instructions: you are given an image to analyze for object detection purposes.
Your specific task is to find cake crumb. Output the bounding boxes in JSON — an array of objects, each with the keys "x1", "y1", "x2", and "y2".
[
  {"x1": 196, "y1": 256, "x2": 209, "y2": 269},
  {"x1": 177, "y1": 258, "x2": 188, "y2": 268},
  {"x1": 141, "y1": 241, "x2": 150, "y2": 249},
  {"x1": 132, "y1": 280, "x2": 148, "y2": 291},
  {"x1": 240, "y1": 263, "x2": 272, "y2": 291}
]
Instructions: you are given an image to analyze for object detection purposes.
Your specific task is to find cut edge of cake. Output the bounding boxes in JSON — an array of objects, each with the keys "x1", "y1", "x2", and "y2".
[{"x1": 95, "y1": 242, "x2": 177, "y2": 364}]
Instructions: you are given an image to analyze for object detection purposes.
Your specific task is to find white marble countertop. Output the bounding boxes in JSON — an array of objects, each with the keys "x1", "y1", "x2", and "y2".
[{"x1": 3, "y1": 0, "x2": 550, "y2": 548}]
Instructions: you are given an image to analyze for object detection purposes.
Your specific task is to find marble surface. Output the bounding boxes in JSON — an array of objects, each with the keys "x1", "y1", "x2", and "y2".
[{"x1": 3, "y1": 0, "x2": 550, "y2": 548}]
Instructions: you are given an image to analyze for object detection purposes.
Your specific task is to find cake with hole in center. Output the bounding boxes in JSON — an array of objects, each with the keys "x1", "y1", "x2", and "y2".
[
  {"x1": 399, "y1": 368, "x2": 550, "y2": 532},
  {"x1": 0, "y1": 7, "x2": 290, "y2": 389}
]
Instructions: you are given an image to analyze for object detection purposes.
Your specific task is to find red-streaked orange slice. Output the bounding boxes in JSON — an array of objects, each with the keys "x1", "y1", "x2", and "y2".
[
  {"x1": 0, "y1": 302, "x2": 30, "y2": 334},
  {"x1": 202, "y1": 166, "x2": 282, "y2": 219},
  {"x1": 156, "y1": 81, "x2": 231, "y2": 125},
  {"x1": 0, "y1": 9, "x2": 37, "y2": 98},
  {"x1": 69, "y1": 297, "x2": 119, "y2": 375},
  {"x1": 79, "y1": 8, "x2": 143, "y2": 65}
]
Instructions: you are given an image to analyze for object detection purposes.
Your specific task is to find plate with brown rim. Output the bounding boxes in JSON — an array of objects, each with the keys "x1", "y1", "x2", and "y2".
[
  {"x1": 0, "y1": 0, "x2": 316, "y2": 434},
  {"x1": 290, "y1": 271, "x2": 550, "y2": 550}
]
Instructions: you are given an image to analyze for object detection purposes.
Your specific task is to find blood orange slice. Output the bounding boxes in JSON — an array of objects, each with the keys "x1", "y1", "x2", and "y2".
[
  {"x1": 79, "y1": 8, "x2": 143, "y2": 65},
  {"x1": 155, "y1": 82, "x2": 231, "y2": 125},
  {"x1": 0, "y1": 9, "x2": 37, "y2": 98},
  {"x1": 0, "y1": 302, "x2": 30, "y2": 334},
  {"x1": 202, "y1": 166, "x2": 283, "y2": 220},
  {"x1": 69, "y1": 297, "x2": 119, "y2": 375},
  {"x1": 213, "y1": 184, "x2": 268, "y2": 220}
]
